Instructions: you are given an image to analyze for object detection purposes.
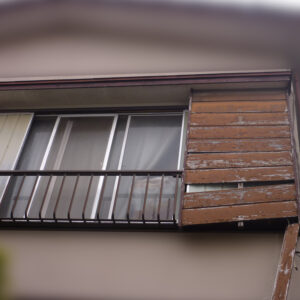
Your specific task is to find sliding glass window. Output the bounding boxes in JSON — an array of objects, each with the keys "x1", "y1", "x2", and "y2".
[{"x1": 0, "y1": 112, "x2": 185, "y2": 224}]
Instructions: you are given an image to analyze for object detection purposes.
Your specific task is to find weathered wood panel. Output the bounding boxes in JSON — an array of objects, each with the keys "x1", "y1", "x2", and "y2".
[
  {"x1": 190, "y1": 112, "x2": 289, "y2": 126},
  {"x1": 188, "y1": 138, "x2": 291, "y2": 153},
  {"x1": 189, "y1": 126, "x2": 290, "y2": 139},
  {"x1": 181, "y1": 201, "x2": 297, "y2": 225},
  {"x1": 186, "y1": 152, "x2": 292, "y2": 169},
  {"x1": 193, "y1": 90, "x2": 286, "y2": 101},
  {"x1": 272, "y1": 223, "x2": 299, "y2": 300},
  {"x1": 183, "y1": 184, "x2": 296, "y2": 208},
  {"x1": 185, "y1": 166, "x2": 294, "y2": 184},
  {"x1": 192, "y1": 101, "x2": 287, "y2": 113}
]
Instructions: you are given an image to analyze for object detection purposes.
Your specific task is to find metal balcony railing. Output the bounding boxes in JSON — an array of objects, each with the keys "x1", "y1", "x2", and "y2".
[{"x1": 0, "y1": 170, "x2": 182, "y2": 227}]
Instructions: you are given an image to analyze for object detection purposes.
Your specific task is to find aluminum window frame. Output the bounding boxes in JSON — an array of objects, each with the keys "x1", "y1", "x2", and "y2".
[{"x1": 3, "y1": 111, "x2": 185, "y2": 222}]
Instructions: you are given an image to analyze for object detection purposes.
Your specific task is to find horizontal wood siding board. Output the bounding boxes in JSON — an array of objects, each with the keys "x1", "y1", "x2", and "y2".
[
  {"x1": 183, "y1": 184, "x2": 296, "y2": 208},
  {"x1": 186, "y1": 152, "x2": 293, "y2": 169},
  {"x1": 191, "y1": 101, "x2": 287, "y2": 113},
  {"x1": 181, "y1": 201, "x2": 297, "y2": 225},
  {"x1": 188, "y1": 138, "x2": 292, "y2": 153},
  {"x1": 185, "y1": 166, "x2": 294, "y2": 184},
  {"x1": 189, "y1": 126, "x2": 290, "y2": 139},
  {"x1": 187, "y1": 138, "x2": 291, "y2": 153},
  {"x1": 190, "y1": 112, "x2": 289, "y2": 126},
  {"x1": 193, "y1": 90, "x2": 287, "y2": 101}
]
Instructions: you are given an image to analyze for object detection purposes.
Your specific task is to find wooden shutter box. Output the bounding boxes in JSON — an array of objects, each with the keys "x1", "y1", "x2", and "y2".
[{"x1": 182, "y1": 89, "x2": 298, "y2": 226}]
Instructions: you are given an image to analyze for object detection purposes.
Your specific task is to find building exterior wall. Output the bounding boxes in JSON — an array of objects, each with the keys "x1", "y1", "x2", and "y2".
[
  {"x1": 0, "y1": 230, "x2": 282, "y2": 300},
  {"x1": 0, "y1": 13, "x2": 297, "y2": 299}
]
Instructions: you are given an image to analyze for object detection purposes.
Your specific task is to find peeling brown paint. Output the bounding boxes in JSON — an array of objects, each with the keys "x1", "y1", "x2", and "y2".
[
  {"x1": 192, "y1": 90, "x2": 287, "y2": 102},
  {"x1": 188, "y1": 138, "x2": 292, "y2": 153},
  {"x1": 186, "y1": 152, "x2": 293, "y2": 169},
  {"x1": 190, "y1": 112, "x2": 289, "y2": 126},
  {"x1": 189, "y1": 126, "x2": 290, "y2": 139},
  {"x1": 182, "y1": 89, "x2": 297, "y2": 226},
  {"x1": 272, "y1": 223, "x2": 299, "y2": 300},
  {"x1": 183, "y1": 184, "x2": 296, "y2": 208},
  {"x1": 192, "y1": 101, "x2": 287, "y2": 113},
  {"x1": 181, "y1": 201, "x2": 297, "y2": 225},
  {"x1": 185, "y1": 166, "x2": 294, "y2": 184}
]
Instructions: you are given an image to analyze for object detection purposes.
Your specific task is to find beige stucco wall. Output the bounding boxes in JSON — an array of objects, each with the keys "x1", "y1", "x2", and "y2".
[{"x1": 0, "y1": 230, "x2": 282, "y2": 300}]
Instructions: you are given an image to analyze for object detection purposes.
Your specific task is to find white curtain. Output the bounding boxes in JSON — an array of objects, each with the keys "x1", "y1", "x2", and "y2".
[{"x1": 114, "y1": 115, "x2": 182, "y2": 220}]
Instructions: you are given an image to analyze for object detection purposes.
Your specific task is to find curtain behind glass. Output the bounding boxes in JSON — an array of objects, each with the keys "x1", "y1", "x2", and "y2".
[{"x1": 114, "y1": 115, "x2": 182, "y2": 221}]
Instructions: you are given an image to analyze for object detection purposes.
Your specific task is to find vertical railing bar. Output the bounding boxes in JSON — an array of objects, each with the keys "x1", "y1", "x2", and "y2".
[
  {"x1": 53, "y1": 175, "x2": 66, "y2": 221},
  {"x1": 82, "y1": 175, "x2": 94, "y2": 221},
  {"x1": 157, "y1": 174, "x2": 164, "y2": 224},
  {"x1": 10, "y1": 175, "x2": 25, "y2": 220},
  {"x1": 24, "y1": 176, "x2": 39, "y2": 220},
  {"x1": 141, "y1": 174, "x2": 150, "y2": 223},
  {"x1": 39, "y1": 175, "x2": 53, "y2": 220},
  {"x1": 67, "y1": 175, "x2": 80, "y2": 221},
  {"x1": 111, "y1": 175, "x2": 121, "y2": 223},
  {"x1": 173, "y1": 174, "x2": 179, "y2": 223},
  {"x1": 126, "y1": 174, "x2": 135, "y2": 223},
  {"x1": 96, "y1": 174, "x2": 108, "y2": 222},
  {"x1": 166, "y1": 197, "x2": 171, "y2": 220}
]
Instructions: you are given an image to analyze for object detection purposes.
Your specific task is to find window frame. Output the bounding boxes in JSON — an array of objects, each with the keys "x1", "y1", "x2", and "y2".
[{"x1": 0, "y1": 110, "x2": 186, "y2": 227}]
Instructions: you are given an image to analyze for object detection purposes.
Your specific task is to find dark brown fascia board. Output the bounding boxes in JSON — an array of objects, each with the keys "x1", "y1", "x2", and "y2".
[{"x1": 0, "y1": 71, "x2": 291, "y2": 91}]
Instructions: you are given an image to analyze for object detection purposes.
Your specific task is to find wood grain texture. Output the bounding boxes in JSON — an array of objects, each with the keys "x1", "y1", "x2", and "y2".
[
  {"x1": 186, "y1": 152, "x2": 292, "y2": 169},
  {"x1": 190, "y1": 112, "x2": 289, "y2": 126},
  {"x1": 192, "y1": 101, "x2": 287, "y2": 113},
  {"x1": 185, "y1": 166, "x2": 294, "y2": 184},
  {"x1": 181, "y1": 201, "x2": 297, "y2": 225},
  {"x1": 272, "y1": 223, "x2": 299, "y2": 300},
  {"x1": 188, "y1": 138, "x2": 292, "y2": 153},
  {"x1": 193, "y1": 90, "x2": 287, "y2": 101},
  {"x1": 183, "y1": 184, "x2": 296, "y2": 208},
  {"x1": 189, "y1": 126, "x2": 290, "y2": 139}
]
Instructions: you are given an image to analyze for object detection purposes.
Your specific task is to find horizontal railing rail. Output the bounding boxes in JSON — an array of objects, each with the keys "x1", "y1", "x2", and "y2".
[
  {"x1": 0, "y1": 170, "x2": 182, "y2": 176},
  {"x1": 0, "y1": 170, "x2": 182, "y2": 227}
]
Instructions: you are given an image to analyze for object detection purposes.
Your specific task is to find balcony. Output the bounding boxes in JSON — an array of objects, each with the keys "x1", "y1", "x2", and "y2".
[{"x1": 0, "y1": 170, "x2": 182, "y2": 227}]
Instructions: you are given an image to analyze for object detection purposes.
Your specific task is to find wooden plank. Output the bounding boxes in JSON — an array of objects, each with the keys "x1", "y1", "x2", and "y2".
[
  {"x1": 186, "y1": 152, "x2": 292, "y2": 169},
  {"x1": 189, "y1": 126, "x2": 290, "y2": 139},
  {"x1": 183, "y1": 184, "x2": 296, "y2": 208},
  {"x1": 192, "y1": 101, "x2": 287, "y2": 113},
  {"x1": 272, "y1": 223, "x2": 299, "y2": 300},
  {"x1": 190, "y1": 112, "x2": 289, "y2": 126},
  {"x1": 181, "y1": 201, "x2": 297, "y2": 225},
  {"x1": 188, "y1": 138, "x2": 291, "y2": 153},
  {"x1": 193, "y1": 90, "x2": 287, "y2": 101},
  {"x1": 185, "y1": 166, "x2": 294, "y2": 184}
]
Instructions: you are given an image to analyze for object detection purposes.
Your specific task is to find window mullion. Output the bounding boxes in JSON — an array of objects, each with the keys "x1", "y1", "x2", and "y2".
[
  {"x1": 107, "y1": 115, "x2": 131, "y2": 220},
  {"x1": 90, "y1": 114, "x2": 119, "y2": 219}
]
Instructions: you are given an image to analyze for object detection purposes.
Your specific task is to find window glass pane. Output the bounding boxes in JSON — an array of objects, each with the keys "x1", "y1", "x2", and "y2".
[
  {"x1": 41, "y1": 116, "x2": 114, "y2": 219},
  {"x1": 0, "y1": 118, "x2": 55, "y2": 218},
  {"x1": 114, "y1": 115, "x2": 182, "y2": 220},
  {"x1": 46, "y1": 117, "x2": 113, "y2": 170}
]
